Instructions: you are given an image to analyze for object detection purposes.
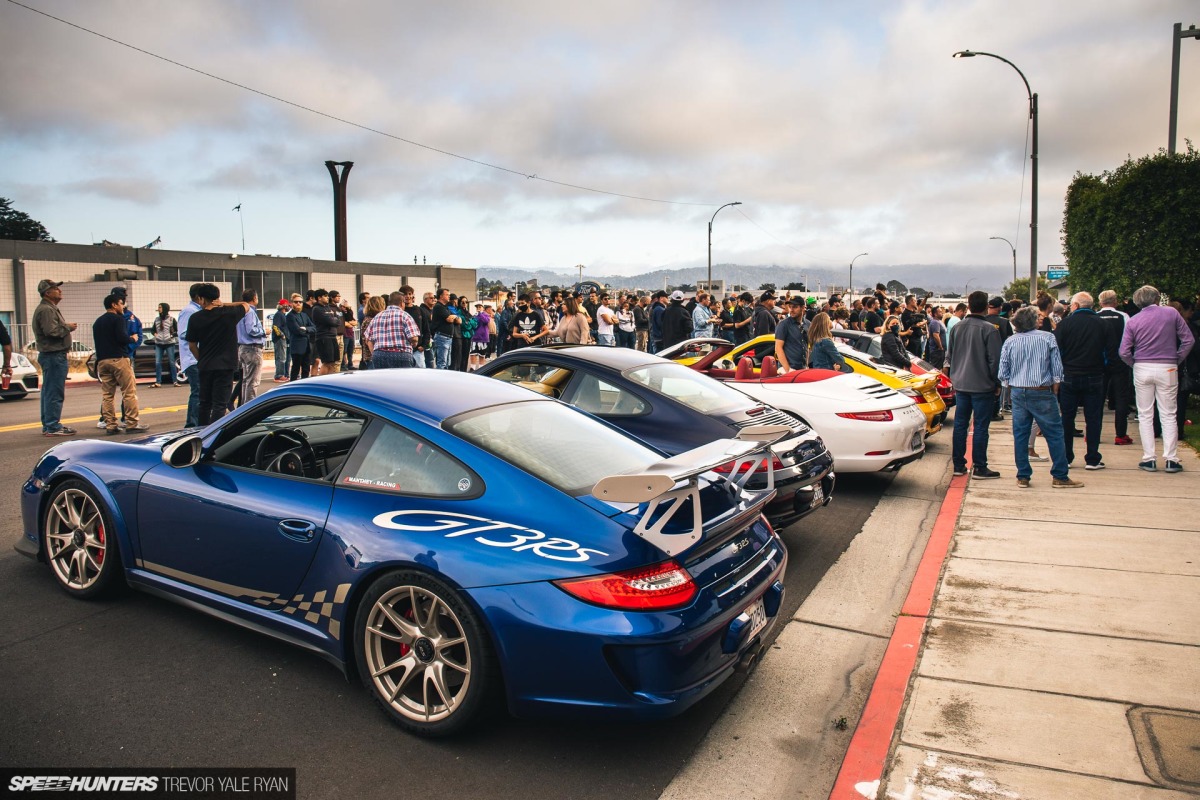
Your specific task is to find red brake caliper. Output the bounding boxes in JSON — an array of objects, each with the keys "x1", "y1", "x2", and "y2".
[
  {"x1": 398, "y1": 607, "x2": 415, "y2": 657},
  {"x1": 95, "y1": 522, "x2": 105, "y2": 565}
]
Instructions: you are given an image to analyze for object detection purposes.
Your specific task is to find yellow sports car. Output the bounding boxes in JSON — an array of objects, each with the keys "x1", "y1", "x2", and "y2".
[{"x1": 660, "y1": 335, "x2": 946, "y2": 436}]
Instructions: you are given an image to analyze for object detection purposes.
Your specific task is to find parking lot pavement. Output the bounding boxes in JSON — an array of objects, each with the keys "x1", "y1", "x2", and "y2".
[{"x1": 836, "y1": 409, "x2": 1200, "y2": 800}]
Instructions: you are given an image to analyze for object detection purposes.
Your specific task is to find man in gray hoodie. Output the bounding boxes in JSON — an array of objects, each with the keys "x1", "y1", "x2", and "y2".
[{"x1": 946, "y1": 291, "x2": 1003, "y2": 479}]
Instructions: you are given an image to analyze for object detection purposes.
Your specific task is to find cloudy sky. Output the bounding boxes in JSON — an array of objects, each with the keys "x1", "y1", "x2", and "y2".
[{"x1": 1, "y1": 0, "x2": 1196, "y2": 283}]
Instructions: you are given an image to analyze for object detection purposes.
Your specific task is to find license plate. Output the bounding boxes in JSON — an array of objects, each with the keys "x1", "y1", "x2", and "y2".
[
  {"x1": 810, "y1": 485, "x2": 825, "y2": 507},
  {"x1": 745, "y1": 597, "x2": 768, "y2": 641}
]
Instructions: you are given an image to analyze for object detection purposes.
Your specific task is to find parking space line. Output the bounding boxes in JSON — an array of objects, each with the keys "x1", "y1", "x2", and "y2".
[{"x1": 0, "y1": 405, "x2": 188, "y2": 434}]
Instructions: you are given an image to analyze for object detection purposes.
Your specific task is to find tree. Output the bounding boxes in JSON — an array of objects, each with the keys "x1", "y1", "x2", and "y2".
[
  {"x1": 760, "y1": 283, "x2": 776, "y2": 293},
  {"x1": 1062, "y1": 143, "x2": 1200, "y2": 300},
  {"x1": 886, "y1": 280, "x2": 908, "y2": 296},
  {"x1": 909, "y1": 287, "x2": 928, "y2": 298},
  {"x1": 784, "y1": 281, "x2": 807, "y2": 291},
  {"x1": 676, "y1": 283, "x2": 696, "y2": 293},
  {"x1": 0, "y1": 197, "x2": 54, "y2": 242},
  {"x1": 1001, "y1": 275, "x2": 1049, "y2": 300}
]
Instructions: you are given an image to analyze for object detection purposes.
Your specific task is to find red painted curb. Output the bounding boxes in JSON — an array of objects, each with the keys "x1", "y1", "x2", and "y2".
[{"x1": 827, "y1": 472, "x2": 969, "y2": 800}]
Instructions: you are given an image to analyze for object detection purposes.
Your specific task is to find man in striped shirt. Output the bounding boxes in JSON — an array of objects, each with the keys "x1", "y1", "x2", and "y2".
[
  {"x1": 362, "y1": 292, "x2": 419, "y2": 369},
  {"x1": 998, "y1": 306, "x2": 1083, "y2": 489}
]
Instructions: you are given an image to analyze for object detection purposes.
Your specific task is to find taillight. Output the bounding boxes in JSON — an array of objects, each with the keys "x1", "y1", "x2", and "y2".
[
  {"x1": 837, "y1": 410, "x2": 894, "y2": 422},
  {"x1": 554, "y1": 560, "x2": 697, "y2": 611},
  {"x1": 713, "y1": 455, "x2": 785, "y2": 474}
]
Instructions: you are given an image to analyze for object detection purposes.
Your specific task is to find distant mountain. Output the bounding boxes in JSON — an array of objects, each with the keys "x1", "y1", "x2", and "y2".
[{"x1": 477, "y1": 263, "x2": 1013, "y2": 296}]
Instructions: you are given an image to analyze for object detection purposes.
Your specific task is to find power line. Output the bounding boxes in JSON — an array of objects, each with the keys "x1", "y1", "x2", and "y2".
[{"x1": 4, "y1": 0, "x2": 718, "y2": 208}]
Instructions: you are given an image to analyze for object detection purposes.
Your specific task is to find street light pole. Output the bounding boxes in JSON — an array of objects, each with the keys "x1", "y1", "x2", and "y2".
[
  {"x1": 849, "y1": 252, "x2": 868, "y2": 298},
  {"x1": 965, "y1": 277, "x2": 980, "y2": 299},
  {"x1": 1169, "y1": 23, "x2": 1200, "y2": 155},
  {"x1": 708, "y1": 202, "x2": 742, "y2": 294},
  {"x1": 954, "y1": 50, "x2": 1038, "y2": 304},
  {"x1": 989, "y1": 236, "x2": 1016, "y2": 289}
]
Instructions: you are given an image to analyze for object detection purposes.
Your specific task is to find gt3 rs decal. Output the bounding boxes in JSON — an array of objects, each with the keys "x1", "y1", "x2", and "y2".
[{"x1": 372, "y1": 510, "x2": 608, "y2": 563}]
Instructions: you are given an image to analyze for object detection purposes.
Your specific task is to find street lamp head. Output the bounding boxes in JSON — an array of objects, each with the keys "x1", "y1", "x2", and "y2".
[{"x1": 953, "y1": 50, "x2": 976, "y2": 58}]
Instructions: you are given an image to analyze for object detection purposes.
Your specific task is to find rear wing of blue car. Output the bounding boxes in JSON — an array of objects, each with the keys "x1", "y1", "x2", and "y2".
[{"x1": 590, "y1": 425, "x2": 791, "y2": 556}]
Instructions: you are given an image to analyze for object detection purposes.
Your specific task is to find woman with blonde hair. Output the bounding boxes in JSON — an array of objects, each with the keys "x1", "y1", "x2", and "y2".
[
  {"x1": 551, "y1": 295, "x2": 591, "y2": 344},
  {"x1": 879, "y1": 315, "x2": 911, "y2": 369},
  {"x1": 806, "y1": 312, "x2": 847, "y2": 371}
]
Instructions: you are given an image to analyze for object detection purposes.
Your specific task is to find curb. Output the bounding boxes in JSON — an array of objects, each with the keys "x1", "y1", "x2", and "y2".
[{"x1": 827, "y1": 472, "x2": 968, "y2": 799}]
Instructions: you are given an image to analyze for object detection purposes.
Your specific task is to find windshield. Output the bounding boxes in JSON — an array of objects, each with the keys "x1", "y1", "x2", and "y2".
[
  {"x1": 447, "y1": 400, "x2": 662, "y2": 495},
  {"x1": 625, "y1": 362, "x2": 750, "y2": 415}
]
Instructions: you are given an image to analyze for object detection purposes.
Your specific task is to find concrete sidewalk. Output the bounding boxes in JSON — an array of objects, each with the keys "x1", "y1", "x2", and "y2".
[{"x1": 874, "y1": 409, "x2": 1200, "y2": 799}]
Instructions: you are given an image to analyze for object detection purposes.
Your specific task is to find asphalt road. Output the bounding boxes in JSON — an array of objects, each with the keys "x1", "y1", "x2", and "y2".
[{"x1": 0, "y1": 379, "x2": 895, "y2": 799}]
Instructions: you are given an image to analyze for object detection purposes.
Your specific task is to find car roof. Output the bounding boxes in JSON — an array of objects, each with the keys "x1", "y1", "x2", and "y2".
[
  {"x1": 271, "y1": 369, "x2": 549, "y2": 423},
  {"x1": 497, "y1": 344, "x2": 664, "y2": 371}
]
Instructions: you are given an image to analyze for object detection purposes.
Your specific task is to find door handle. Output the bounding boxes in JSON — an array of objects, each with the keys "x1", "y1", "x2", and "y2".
[{"x1": 278, "y1": 519, "x2": 317, "y2": 542}]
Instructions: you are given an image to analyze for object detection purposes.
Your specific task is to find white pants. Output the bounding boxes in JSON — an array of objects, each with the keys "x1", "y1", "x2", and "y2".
[{"x1": 1133, "y1": 362, "x2": 1179, "y2": 462}]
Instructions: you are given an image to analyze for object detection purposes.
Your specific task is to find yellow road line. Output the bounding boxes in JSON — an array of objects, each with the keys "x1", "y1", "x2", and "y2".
[{"x1": 0, "y1": 405, "x2": 188, "y2": 434}]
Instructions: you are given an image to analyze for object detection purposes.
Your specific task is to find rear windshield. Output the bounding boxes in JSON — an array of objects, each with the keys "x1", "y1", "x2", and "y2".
[
  {"x1": 625, "y1": 362, "x2": 749, "y2": 415},
  {"x1": 447, "y1": 400, "x2": 662, "y2": 495}
]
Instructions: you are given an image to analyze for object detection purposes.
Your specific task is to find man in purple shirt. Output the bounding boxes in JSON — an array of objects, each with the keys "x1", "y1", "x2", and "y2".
[{"x1": 1118, "y1": 284, "x2": 1195, "y2": 473}]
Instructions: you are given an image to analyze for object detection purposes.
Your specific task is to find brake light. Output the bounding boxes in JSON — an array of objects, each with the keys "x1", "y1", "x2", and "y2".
[
  {"x1": 713, "y1": 455, "x2": 785, "y2": 474},
  {"x1": 837, "y1": 410, "x2": 894, "y2": 422},
  {"x1": 554, "y1": 560, "x2": 697, "y2": 610}
]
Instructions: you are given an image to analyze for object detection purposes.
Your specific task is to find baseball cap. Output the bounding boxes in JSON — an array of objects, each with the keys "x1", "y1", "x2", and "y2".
[
  {"x1": 988, "y1": 296, "x2": 1004, "y2": 308},
  {"x1": 110, "y1": 285, "x2": 128, "y2": 298},
  {"x1": 786, "y1": 297, "x2": 804, "y2": 306},
  {"x1": 37, "y1": 279, "x2": 63, "y2": 294},
  {"x1": 806, "y1": 297, "x2": 817, "y2": 306},
  {"x1": 671, "y1": 290, "x2": 684, "y2": 301}
]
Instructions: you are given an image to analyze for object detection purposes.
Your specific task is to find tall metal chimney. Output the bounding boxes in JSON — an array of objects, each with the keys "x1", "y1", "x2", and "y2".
[{"x1": 325, "y1": 161, "x2": 353, "y2": 261}]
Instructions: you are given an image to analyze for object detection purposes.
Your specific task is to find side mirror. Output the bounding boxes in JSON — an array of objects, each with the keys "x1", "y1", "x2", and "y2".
[{"x1": 162, "y1": 434, "x2": 203, "y2": 468}]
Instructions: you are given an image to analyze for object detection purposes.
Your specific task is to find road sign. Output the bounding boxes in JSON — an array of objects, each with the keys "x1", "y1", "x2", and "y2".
[{"x1": 1047, "y1": 268, "x2": 1069, "y2": 280}]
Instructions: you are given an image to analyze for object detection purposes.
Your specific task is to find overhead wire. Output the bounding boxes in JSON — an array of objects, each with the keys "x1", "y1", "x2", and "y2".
[{"x1": 3, "y1": 0, "x2": 718, "y2": 208}]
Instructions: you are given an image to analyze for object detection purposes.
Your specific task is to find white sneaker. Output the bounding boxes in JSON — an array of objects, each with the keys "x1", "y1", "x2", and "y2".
[
  {"x1": 1085, "y1": 462, "x2": 1105, "y2": 470},
  {"x1": 96, "y1": 420, "x2": 107, "y2": 429},
  {"x1": 1027, "y1": 450, "x2": 1049, "y2": 462}
]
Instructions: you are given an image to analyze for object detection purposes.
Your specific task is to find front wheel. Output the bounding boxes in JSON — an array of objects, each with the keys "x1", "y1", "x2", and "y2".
[
  {"x1": 43, "y1": 480, "x2": 122, "y2": 599},
  {"x1": 355, "y1": 571, "x2": 496, "y2": 737}
]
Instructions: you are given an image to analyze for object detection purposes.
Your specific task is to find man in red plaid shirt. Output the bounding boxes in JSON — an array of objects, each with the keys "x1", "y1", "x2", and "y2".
[{"x1": 362, "y1": 291, "x2": 420, "y2": 369}]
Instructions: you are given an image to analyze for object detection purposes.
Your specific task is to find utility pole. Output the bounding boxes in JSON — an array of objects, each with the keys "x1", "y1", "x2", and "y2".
[{"x1": 1169, "y1": 23, "x2": 1200, "y2": 155}]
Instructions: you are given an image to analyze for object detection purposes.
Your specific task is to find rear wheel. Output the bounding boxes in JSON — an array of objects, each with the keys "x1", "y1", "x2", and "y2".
[
  {"x1": 43, "y1": 480, "x2": 122, "y2": 599},
  {"x1": 355, "y1": 570, "x2": 495, "y2": 737}
]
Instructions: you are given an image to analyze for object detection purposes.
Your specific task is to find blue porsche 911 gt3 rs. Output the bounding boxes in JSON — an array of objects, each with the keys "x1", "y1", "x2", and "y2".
[{"x1": 18, "y1": 370, "x2": 787, "y2": 736}]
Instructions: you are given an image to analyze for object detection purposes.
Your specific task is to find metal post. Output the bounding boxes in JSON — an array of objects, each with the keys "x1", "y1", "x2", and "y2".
[
  {"x1": 1030, "y1": 92, "x2": 1038, "y2": 303},
  {"x1": 707, "y1": 202, "x2": 742, "y2": 293},
  {"x1": 850, "y1": 252, "x2": 868, "y2": 298},
  {"x1": 1169, "y1": 23, "x2": 1200, "y2": 155},
  {"x1": 325, "y1": 161, "x2": 354, "y2": 262}
]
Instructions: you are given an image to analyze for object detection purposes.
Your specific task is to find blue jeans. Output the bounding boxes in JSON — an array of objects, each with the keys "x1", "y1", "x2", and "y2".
[
  {"x1": 412, "y1": 348, "x2": 426, "y2": 368},
  {"x1": 155, "y1": 344, "x2": 178, "y2": 384},
  {"x1": 1012, "y1": 387, "x2": 1069, "y2": 480},
  {"x1": 38, "y1": 351, "x2": 68, "y2": 432},
  {"x1": 184, "y1": 364, "x2": 201, "y2": 427},
  {"x1": 433, "y1": 333, "x2": 454, "y2": 369},
  {"x1": 372, "y1": 350, "x2": 415, "y2": 369},
  {"x1": 952, "y1": 390, "x2": 996, "y2": 471},
  {"x1": 597, "y1": 332, "x2": 615, "y2": 347},
  {"x1": 273, "y1": 336, "x2": 289, "y2": 378},
  {"x1": 1058, "y1": 373, "x2": 1104, "y2": 466},
  {"x1": 615, "y1": 329, "x2": 636, "y2": 349}
]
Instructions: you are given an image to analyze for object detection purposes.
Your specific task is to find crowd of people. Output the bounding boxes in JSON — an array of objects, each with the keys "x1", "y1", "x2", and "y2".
[
  {"x1": 24, "y1": 277, "x2": 1200, "y2": 485},
  {"x1": 945, "y1": 285, "x2": 1197, "y2": 486}
]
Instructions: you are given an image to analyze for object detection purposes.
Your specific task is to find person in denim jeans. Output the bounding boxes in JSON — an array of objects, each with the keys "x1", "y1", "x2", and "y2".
[
  {"x1": 31, "y1": 279, "x2": 78, "y2": 436},
  {"x1": 177, "y1": 284, "x2": 204, "y2": 427},
  {"x1": 1054, "y1": 292, "x2": 1117, "y2": 469},
  {"x1": 945, "y1": 291, "x2": 1002, "y2": 478},
  {"x1": 1000, "y1": 306, "x2": 1081, "y2": 488},
  {"x1": 430, "y1": 288, "x2": 460, "y2": 369}
]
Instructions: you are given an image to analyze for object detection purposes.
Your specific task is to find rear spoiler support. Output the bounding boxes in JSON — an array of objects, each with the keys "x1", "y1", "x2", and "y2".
[{"x1": 590, "y1": 425, "x2": 791, "y2": 556}]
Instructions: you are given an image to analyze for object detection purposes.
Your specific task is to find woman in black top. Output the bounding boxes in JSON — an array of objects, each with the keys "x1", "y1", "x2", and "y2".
[{"x1": 879, "y1": 316, "x2": 912, "y2": 370}]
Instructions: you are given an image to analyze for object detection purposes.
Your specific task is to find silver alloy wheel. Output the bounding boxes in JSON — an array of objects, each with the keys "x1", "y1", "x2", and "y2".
[
  {"x1": 46, "y1": 488, "x2": 108, "y2": 591},
  {"x1": 363, "y1": 584, "x2": 472, "y2": 723}
]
